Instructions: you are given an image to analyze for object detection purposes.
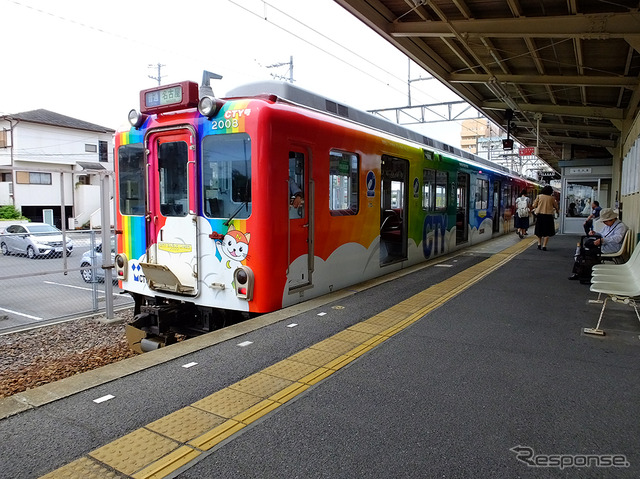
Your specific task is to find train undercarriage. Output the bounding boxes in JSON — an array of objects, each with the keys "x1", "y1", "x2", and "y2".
[{"x1": 125, "y1": 294, "x2": 252, "y2": 353}]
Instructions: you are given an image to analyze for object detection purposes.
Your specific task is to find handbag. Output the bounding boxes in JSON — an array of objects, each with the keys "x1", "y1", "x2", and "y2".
[{"x1": 572, "y1": 235, "x2": 602, "y2": 279}]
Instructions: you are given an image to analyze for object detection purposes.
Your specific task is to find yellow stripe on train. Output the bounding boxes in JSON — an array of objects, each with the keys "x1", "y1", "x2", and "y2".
[{"x1": 158, "y1": 243, "x2": 193, "y2": 253}]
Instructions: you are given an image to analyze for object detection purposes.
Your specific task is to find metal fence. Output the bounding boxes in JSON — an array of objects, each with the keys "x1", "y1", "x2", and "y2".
[{"x1": 0, "y1": 229, "x2": 133, "y2": 332}]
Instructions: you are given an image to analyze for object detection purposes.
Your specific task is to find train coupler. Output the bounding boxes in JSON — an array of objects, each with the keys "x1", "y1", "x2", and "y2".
[{"x1": 125, "y1": 305, "x2": 181, "y2": 353}]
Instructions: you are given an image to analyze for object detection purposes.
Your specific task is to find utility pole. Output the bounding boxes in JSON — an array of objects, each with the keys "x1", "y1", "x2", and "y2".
[
  {"x1": 266, "y1": 56, "x2": 294, "y2": 83},
  {"x1": 148, "y1": 63, "x2": 165, "y2": 85},
  {"x1": 407, "y1": 59, "x2": 433, "y2": 106}
]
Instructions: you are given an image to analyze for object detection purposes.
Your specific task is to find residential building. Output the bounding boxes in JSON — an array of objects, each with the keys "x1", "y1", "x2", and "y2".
[
  {"x1": 460, "y1": 118, "x2": 505, "y2": 161},
  {"x1": 0, "y1": 110, "x2": 115, "y2": 229},
  {"x1": 460, "y1": 118, "x2": 489, "y2": 155}
]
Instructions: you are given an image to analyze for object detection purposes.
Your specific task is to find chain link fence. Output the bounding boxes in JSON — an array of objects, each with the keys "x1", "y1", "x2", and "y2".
[{"x1": 0, "y1": 228, "x2": 133, "y2": 332}]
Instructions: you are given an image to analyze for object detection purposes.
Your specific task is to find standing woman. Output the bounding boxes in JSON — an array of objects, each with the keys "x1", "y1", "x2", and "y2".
[
  {"x1": 532, "y1": 185, "x2": 559, "y2": 251},
  {"x1": 514, "y1": 190, "x2": 530, "y2": 239}
]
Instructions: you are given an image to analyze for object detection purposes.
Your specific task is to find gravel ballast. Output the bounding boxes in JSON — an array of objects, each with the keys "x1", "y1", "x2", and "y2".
[{"x1": 0, "y1": 309, "x2": 137, "y2": 399}]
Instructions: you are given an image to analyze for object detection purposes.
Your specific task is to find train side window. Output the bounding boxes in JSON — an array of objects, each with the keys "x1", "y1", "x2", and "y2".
[
  {"x1": 503, "y1": 185, "x2": 513, "y2": 214},
  {"x1": 475, "y1": 178, "x2": 489, "y2": 209},
  {"x1": 422, "y1": 169, "x2": 435, "y2": 211},
  {"x1": 435, "y1": 171, "x2": 448, "y2": 211},
  {"x1": 329, "y1": 150, "x2": 359, "y2": 216},
  {"x1": 289, "y1": 152, "x2": 305, "y2": 219},
  {"x1": 202, "y1": 133, "x2": 252, "y2": 219},
  {"x1": 118, "y1": 143, "x2": 145, "y2": 216}
]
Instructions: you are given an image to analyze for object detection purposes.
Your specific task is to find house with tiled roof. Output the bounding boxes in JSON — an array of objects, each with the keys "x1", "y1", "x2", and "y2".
[{"x1": 0, "y1": 109, "x2": 115, "y2": 228}]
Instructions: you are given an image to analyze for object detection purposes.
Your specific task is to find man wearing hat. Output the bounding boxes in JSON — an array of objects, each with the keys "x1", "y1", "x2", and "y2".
[
  {"x1": 569, "y1": 208, "x2": 627, "y2": 281},
  {"x1": 587, "y1": 208, "x2": 627, "y2": 254}
]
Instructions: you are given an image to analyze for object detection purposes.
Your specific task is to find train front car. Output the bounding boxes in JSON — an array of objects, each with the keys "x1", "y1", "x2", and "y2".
[
  {"x1": 114, "y1": 81, "x2": 270, "y2": 352},
  {"x1": 114, "y1": 78, "x2": 544, "y2": 353}
]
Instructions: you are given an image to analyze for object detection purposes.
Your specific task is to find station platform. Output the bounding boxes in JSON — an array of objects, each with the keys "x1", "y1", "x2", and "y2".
[{"x1": 1, "y1": 232, "x2": 640, "y2": 478}]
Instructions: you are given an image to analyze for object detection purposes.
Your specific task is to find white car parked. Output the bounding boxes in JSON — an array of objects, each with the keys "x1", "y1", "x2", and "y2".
[
  {"x1": 0, "y1": 222, "x2": 74, "y2": 258},
  {"x1": 80, "y1": 239, "x2": 116, "y2": 283}
]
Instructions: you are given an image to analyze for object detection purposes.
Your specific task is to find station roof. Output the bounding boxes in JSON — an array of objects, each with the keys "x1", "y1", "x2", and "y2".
[{"x1": 334, "y1": 0, "x2": 640, "y2": 173}]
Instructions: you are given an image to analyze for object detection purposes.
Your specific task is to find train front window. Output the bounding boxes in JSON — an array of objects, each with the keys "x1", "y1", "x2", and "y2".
[
  {"x1": 158, "y1": 141, "x2": 189, "y2": 217},
  {"x1": 202, "y1": 133, "x2": 252, "y2": 219},
  {"x1": 118, "y1": 143, "x2": 145, "y2": 216}
]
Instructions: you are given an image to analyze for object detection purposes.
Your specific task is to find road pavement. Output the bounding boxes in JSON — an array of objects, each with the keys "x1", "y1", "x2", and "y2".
[{"x1": 0, "y1": 232, "x2": 131, "y2": 332}]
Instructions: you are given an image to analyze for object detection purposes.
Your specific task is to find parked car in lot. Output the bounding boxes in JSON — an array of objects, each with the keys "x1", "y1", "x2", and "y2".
[
  {"x1": 0, "y1": 223, "x2": 74, "y2": 258},
  {"x1": 80, "y1": 239, "x2": 116, "y2": 283}
]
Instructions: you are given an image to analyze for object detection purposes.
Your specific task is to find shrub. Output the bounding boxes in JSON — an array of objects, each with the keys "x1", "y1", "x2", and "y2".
[{"x1": 0, "y1": 205, "x2": 26, "y2": 220}]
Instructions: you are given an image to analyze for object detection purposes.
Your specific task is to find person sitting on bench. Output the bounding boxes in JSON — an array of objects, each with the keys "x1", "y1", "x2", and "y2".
[
  {"x1": 569, "y1": 208, "x2": 627, "y2": 283},
  {"x1": 583, "y1": 200, "x2": 601, "y2": 234}
]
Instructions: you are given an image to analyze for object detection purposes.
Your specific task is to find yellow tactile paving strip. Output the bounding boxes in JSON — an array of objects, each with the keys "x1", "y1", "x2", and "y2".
[{"x1": 39, "y1": 239, "x2": 532, "y2": 479}]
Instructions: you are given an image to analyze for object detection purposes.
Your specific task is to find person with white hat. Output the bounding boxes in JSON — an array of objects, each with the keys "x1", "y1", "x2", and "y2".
[
  {"x1": 587, "y1": 208, "x2": 627, "y2": 254},
  {"x1": 569, "y1": 208, "x2": 627, "y2": 282}
]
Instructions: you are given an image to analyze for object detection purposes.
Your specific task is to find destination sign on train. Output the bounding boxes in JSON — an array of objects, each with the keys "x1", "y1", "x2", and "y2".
[
  {"x1": 145, "y1": 86, "x2": 182, "y2": 108},
  {"x1": 139, "y1": 81, "x2": 199, "y2": 114}
]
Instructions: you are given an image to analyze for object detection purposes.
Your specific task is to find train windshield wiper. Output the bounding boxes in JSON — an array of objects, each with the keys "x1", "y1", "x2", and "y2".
[
  {"x1": 223, "y1": 200, "x2": 249, "y2": 226},
  {"x1": 224, "y1": 181, "x2": 250, "y2": 226}
]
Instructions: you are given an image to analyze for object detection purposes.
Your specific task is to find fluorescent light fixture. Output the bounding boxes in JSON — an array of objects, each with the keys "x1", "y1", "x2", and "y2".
[
  {"x1": 486, "y1": 77, "x2": 519, "y2": 111},
  {"x1": 504, "y1": 96, "x2": 519, "y2": 111},
  {"x1": 487, "y1": 77, "x2": 509, "y2": 99}
]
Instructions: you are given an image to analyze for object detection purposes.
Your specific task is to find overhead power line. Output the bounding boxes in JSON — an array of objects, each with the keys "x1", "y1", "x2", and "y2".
[
  {"x1": 266, "y1": 56, "x2": 294, "y2": 83},
  {"x1": 8, "y1": 0, "x2": 487, "y2": 140}
]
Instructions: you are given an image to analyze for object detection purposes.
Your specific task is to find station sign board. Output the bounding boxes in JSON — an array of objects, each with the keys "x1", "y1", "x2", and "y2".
[{"x1": 519, "y1": 147, "x2": 536, "y2": 156}]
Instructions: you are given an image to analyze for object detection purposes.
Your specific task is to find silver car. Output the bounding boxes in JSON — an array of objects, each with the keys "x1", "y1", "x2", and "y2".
[
  {"x1": 0, "y1": 222, "x2": 74, "y2": 258},
  {"x1": 80, "y1": 239, "x2": 116, "y2": 283}
]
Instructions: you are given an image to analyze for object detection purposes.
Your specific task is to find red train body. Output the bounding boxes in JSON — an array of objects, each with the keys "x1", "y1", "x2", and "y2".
[{"x1": 114, "y1": 79, "x2": 540, "y2": 351}]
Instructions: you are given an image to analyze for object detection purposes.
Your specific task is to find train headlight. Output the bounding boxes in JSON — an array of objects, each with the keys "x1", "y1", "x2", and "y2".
[
  {"x1": 233, "y1": 265, "x2": 254, "y2": 300},
  {"x1": 115, "y1": 253, "x2": 128, "y2": 281},
  {"x1": 128, "y1": 109, "x2": 147, "y2": 129},
  {"x1": 198, "y1": 96, "x2": 224, "y2": 118}
]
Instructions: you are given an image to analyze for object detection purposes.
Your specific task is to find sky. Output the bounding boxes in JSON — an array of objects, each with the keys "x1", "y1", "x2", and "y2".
[{"x1": 1, "y1": 0, "x2": 470, "y2": 147}]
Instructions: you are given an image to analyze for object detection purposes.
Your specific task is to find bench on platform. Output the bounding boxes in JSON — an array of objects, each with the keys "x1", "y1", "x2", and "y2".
[
  {"x1": 584, "y1": 241, "x2": 640, "y2": 335},
  {"x1": 600, "y1": 229, "x2": 633, "y2": 264},
  {"x1": 592, "y1": 237, "x2": 639, "y2": 276}
]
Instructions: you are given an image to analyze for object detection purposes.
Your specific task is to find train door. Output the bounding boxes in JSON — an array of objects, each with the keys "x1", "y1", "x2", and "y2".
[
  {"x1": 380, "y1": 155, "x2": 408, "y2": 265},
  {"x1": 456, "y1": 172, "x2": 469, "y2": 244},
  {"x1": 503, "y1": 184, "x2": 513, "y2": 232},
  {"x1": 492, "y1": 180, "x2": 501, "y2": 233},
  {"x1": 288, "y1": 149, "x2": 313, "y2": 290},
  {"x1": 142, "y1": 128, "x2": 199, "y2": 295}
]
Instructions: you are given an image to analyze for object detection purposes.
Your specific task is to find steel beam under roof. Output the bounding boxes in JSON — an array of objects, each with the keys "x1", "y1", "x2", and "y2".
[{"x1": 334, "y1": 0, "x2": 640, "y2": 173}]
